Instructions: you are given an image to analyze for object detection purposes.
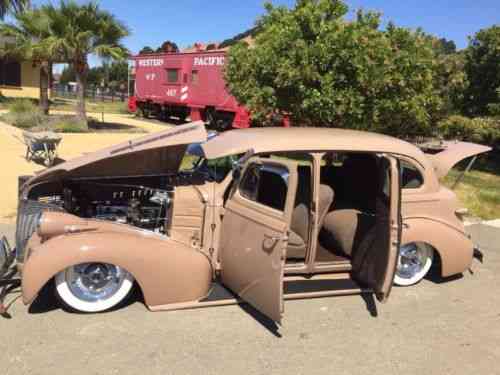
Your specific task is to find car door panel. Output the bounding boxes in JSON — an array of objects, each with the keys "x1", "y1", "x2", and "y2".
[
  {"x1": 220, "y1": 158, "x2": 297, "y2": 323},
  {"x1": 351, "y1": 155, "x2": 401, "y2": 302}
]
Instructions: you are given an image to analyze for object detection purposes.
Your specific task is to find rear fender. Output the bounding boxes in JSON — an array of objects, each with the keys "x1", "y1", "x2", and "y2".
[
  {"x1": 22, "y1": 231, "x2": 212, "y2": 309},
  {"x1": 402, "y1": 218, "x2": 474, "y2": 277}
]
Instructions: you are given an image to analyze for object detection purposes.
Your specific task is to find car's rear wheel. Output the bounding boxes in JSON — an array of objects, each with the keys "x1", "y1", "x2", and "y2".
[
  {"x1": 394, "y1": 242, "x2": 434, "y2": 286},
  {"x1": 55, "y1": 263, "x2": 134, "y2": 313}
]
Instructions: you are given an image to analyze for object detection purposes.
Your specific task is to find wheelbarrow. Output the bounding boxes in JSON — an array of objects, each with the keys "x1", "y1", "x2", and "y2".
[{"x1": 23, "y1": 131, "x2": 62, "y2": 167}]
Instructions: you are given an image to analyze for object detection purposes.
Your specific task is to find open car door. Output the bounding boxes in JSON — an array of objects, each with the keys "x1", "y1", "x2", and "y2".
[
  {"x1": 219, "y1": 157, "x2": 298, "y2": 323},
  {"x1": 352, "y1": 155, "x2": 401, "y2": 302}
]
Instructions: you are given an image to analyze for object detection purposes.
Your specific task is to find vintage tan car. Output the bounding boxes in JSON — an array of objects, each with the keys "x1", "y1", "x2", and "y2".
[{"x1": 0, "y1": 122, "x2": 491, "y2": 322}]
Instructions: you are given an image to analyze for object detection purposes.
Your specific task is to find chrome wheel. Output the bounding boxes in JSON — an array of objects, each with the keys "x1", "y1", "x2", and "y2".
[
  {"x1": 67, "y1": 263, "x2": 128, "y2": 302},
  {"x1": 55, "y1": 263, "x2": 134, "y2": 313},
  {"x1": 394, "y1": 243, "x2": 434, "y2": 286}
]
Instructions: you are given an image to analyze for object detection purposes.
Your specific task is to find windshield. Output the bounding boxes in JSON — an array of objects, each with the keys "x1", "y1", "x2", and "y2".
[{"x1": 180, "y1": 132, "x2": 237, "y2": 182}]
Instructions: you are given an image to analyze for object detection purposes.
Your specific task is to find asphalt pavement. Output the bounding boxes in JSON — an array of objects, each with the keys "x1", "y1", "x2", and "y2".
[{"x1": 0, "y1": 222, "x2": 499, "y2": 375}]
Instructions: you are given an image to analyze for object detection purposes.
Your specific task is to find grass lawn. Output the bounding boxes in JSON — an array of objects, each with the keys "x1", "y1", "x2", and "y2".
[
  {"x1": 51, "y1": 97, "x2": 129, "y2": 114},
  {"x1": 443, "y1": 153, "x2": 500, "y2": 220},
  {"x1": 0, "y1": 96, "x2": 129, "y2": 114}
]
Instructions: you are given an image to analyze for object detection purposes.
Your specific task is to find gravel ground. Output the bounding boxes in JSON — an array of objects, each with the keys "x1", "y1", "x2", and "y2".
[{"x1": 0, "y1": 223, "x2": 499, "y2": 375}]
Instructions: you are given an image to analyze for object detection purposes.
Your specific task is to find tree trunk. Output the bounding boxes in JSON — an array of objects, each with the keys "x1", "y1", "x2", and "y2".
[
  {"x1": 39, "y1": 62, "x2": 50, "y2": 115},
  {"x1": 75, "y1": 61, "x2": 88, "y2": 129}
]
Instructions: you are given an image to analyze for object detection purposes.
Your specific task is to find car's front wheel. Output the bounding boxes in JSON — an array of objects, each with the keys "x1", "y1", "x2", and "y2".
[
  {"x1": 394, "y1": 242, "x2": 434, "y2": 286},
  {"x1": 55, "y1": 263, "x2": 134, "y2": 313}
]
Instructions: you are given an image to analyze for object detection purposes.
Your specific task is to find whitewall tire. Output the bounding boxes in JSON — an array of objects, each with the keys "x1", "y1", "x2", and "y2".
[
  {"x1": 55, "y1": 263, "x2": 134, "y2": 313},
  {"x1": 394, "y1": 243, "x2": 434, "y2": 286}
]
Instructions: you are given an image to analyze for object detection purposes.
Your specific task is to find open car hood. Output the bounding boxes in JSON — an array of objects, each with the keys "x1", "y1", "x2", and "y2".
[
  {"x1": 26, "y1": 122, "x2": 208, "y2": 186},
  {"x1": 427, "y1": 141, "x2": 492, "y2": 178}
]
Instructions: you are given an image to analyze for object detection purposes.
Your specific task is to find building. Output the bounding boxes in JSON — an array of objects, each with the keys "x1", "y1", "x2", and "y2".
[{"x1": 0, "y1": 37, "x2": 43, "y2": 99}]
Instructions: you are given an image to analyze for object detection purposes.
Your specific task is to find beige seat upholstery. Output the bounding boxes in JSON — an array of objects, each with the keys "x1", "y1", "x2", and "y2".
[
  {"x1": 287, "y1": 184, "x2": 334, "y2": 259},
  {"x1": 320, "y1": 209, "x2": 375, "y2": 257},
  {"x1": 319, "y1": 153, "x2": 378, "y2": 258}
]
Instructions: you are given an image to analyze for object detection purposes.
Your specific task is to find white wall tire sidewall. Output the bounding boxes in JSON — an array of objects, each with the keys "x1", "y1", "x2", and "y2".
[
  {"x1": 394, "y1": 243, "x2": 434, "y2": 287},
  {"x1": 55, "y1": 267, "x2": 134, "y2": 313}
]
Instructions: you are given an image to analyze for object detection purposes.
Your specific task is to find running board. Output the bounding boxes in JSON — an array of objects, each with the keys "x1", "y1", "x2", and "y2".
[{"x1": 149, "y1": 274, "x2": 370, "y2": 312}]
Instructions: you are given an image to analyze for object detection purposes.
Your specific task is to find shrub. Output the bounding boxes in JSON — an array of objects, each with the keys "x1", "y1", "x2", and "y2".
[
  {"x1": 437, "y1": 115, "x2": 500, "y2": 147},
  {"x1": 7, "y1": 99, "x2": 38, "y2": 114},
  {"x1": 225, "y1": 0, "x2": 442, "y2": 134},
  {"x1": 37, "y1": 115, "x2": 89, "y2": 133},
  {"x1": 52, "y1": 120, "x2": 88, "y2": 133},
  {"x1": 4, "y1": 110, "x2": 45, "y2": 129}
]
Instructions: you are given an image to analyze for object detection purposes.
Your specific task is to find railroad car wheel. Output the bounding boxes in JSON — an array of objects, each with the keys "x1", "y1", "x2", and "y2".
[
  {"x1": 394, "y1": 242, "x2": 434, "y2": 286},
  {"x1": 55, "y1": 262, "x2": 134, "y2": 313},
  {"x1": 140, "y1": 107, "x2": 150, "y2": 119}
]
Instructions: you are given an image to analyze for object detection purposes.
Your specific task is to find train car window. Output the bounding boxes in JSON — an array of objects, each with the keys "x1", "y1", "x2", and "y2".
[
  {"x1": 166, "y1": 69, "x2": 179, "y2": 83},
  {"x1": 191, "y1": 70, "x2": 199, "y2": 85}
]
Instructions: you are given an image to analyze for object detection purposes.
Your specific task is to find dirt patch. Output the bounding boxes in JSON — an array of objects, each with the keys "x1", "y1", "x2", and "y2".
[{"x1": 0, "y1": 115, "x2": 173, "y2": 221}]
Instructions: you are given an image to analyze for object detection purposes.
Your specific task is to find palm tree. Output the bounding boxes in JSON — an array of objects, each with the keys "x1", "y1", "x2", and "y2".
[
  {"x1": 0, "y1": 7, "x2": 53, "y2": 114},
  {"x1": 42, "y1": 1, "x2": 129, "y2": 126},
  {"x1": 0, "y1": 0, "x2": 30, "y2": 19}
]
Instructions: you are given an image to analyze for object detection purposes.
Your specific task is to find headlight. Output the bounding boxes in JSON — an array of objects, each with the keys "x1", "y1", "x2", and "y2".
[{"x1": 37, "y1": 212, "x2": 88, "y2": 239}]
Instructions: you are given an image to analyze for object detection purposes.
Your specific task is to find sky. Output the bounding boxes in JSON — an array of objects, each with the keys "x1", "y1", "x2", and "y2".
[{"x1": 36, "y1": 0, "x2": 499, "y2": 70}]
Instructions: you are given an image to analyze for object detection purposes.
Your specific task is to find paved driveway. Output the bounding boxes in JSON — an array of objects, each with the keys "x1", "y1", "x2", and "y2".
[{"x1": 0, "y1": 223, "x2": 499, "y2": 375}]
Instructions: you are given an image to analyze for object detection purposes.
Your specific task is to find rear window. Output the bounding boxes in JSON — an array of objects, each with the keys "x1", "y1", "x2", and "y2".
[
  {"x1": 401, "y1": 160, "x2": 424, "y2": 189},
  {"x1": 166, "y1": 69, "x2": 179, "y2": 83}
]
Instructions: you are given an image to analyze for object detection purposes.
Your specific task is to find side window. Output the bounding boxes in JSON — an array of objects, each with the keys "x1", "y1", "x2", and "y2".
[
  {"x1": 240, "y1": 163, "x2": 260, "y2": 202},
  {"x1": 239, "y1": 163, "x2": 289, "y2": 212},
  {"x1": 400, "y1": 160, "x2": 424, "y2": 189},
  {"x1": 166, "y1": 69, "x2": 179, "y2": 83},
  {"x1": 0, "y1": 59, "x2": 21, "y2": 86}
]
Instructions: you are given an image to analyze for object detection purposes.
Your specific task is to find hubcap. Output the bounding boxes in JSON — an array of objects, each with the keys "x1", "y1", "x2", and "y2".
[
  {"x1": 66, "y1": 263, "x2": 129, "y2": 302},
  {"x1": 397, "y1": 243, "x2": 427, "y2": 280}
]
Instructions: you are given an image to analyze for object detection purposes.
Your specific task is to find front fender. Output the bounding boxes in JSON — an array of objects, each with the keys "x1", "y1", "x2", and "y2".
[
  {"x1": 402, "y1": 217, "x2": 474, "y2": 277},
  {"x1": 22, "y1": 231, "x2": 212, "y2": 309}
]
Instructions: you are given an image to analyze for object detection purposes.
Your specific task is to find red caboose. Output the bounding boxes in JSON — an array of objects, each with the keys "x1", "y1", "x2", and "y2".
[{"x1": 130, "y1": 50, "x2": 252, "y2": 130}]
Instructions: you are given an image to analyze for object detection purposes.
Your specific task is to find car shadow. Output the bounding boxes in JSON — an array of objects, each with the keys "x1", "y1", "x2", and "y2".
[
  {"x1": 238, "y1": 302, "x2": 282, "y2": 338},
  {"x1": 360, "y1": 293, "x2": 378, "y2": 317},
  {"x1": 28, "y1": 281, "x2": 59, "y2": 314},
  {"x1": 425, "y1": 272, "x2": 464, "y2": 284}
]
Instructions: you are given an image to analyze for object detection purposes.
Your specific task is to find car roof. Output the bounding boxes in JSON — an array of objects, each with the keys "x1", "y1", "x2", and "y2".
[{"x1": 201, "y1": 127, "x2": 429, "y2": 167}]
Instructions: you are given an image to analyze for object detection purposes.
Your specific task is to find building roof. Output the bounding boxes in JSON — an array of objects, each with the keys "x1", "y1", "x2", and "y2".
[{"x1": 201, "y1": 127, "x2": 431, "y2": 168}]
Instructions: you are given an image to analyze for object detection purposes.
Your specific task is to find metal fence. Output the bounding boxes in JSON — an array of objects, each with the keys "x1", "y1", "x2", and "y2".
[{"x1": 53, "y1": 86, "x2": 129, "y2": 102}]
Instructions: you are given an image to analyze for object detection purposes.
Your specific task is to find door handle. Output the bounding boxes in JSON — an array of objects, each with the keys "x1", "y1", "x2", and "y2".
[{"x1": 264, "y1": 233, "x2": 289, "y2": 242}]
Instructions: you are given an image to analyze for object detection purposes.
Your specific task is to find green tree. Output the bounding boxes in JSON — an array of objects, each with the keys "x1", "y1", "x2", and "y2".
[
  {"x1": 0, "y1": 0, "x2": 29, "y2": 19},
  {"x1": 225, "y1": 0, "x2": 441, "y2": 136},
  {"x1": 42, "y1": 1, "x2": 129, "y2": 126},
  {"x1": 139, "y1": 46, "x2": 154, "y2": 55},
  {"x1": 423, "y1": 35, "x2": 467, "y2": 119},
  {"x1": 463, "y1": 25, "x2": 500, "y2": 116},
  {"x1": 59, "y1": 64, "x2": 75, "y2": 85},
  {"x1": 156, "y1": 40, "x2": 178, "y2": 53},
  {"x1": 108, "y1": 60, "x2": 128, "y2": 85},
  {"x1": 0, "y1": 6, "x2": 55, "y2": 114}
]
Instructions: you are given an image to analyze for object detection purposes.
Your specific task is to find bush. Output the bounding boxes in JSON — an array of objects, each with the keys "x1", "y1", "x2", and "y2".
[
  {"x1": 225, "y1": 0, "x2": 442, "y2": 134},
  {"x1": 32, "y1": 115, "x2": 89, "y2": 133},
  {"x1": 7, "y1": 99, "x2": 38, "y2": 114},
  {"x1": 437, "y1": 115, "x2": 500, "y2": 147},
  {"x1": 2, "y1": 101, "x2": 89, "y2": 133},
  {"x1": 51, "y1": 119, "x2": 88, "y2": 133},
  {"x1": 4, "y1": 110, "x2": 45, "y2": 129}
]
